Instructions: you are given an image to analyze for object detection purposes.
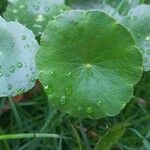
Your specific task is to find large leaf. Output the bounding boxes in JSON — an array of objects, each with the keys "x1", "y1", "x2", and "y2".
[
  {"x1": 94, "y1": 123, "x2": 127, "y2": 150},
  {"x1": 36, "y1": 10, "x2": 142, "y2": 119},
  {"x1": 0, "y1": 16, "x2": 39, "y2": 97},
  {"x1": 66, "y1": 0, "x2": 120, "y2": 20},
  {"x1": 4, "y1": 0, "x2": 69, "y2": 36},
  {"x1": 120, "y1": 5, "x2": 150, "y2": 71},
  {"x1": 66, "y1": 0, "x2": 140, "y2": 16}
]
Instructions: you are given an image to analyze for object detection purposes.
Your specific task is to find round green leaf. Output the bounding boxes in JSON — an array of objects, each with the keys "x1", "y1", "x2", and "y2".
[
  {"x1": 120, "y1": 5, "x2": 150, "y2": 71},
  {"x1": 4, "y1": 0, "x2": 69, "y2": 36},
  {"x1": 36, "y1": 10, "x2": 142, "y2": 119},
  {"x1": 0, "y1": 16, "x2": 39, "y2": 97}
]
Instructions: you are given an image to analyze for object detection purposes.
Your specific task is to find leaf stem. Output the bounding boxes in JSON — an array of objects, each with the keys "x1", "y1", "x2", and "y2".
[{"x1": 0, "y1": 133, "x2": 60, "y2": 140}]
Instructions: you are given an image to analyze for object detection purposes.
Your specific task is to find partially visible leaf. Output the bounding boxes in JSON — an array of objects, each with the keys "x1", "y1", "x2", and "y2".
[
  {"x1": 4, "y1": 0, "x2": 69, "y2": 36},
  {"x1": 94, "y1": 123, "x2": 127, "y2": 150},
  {"x1": 36, "y1": 10, "x2": 142, "y2": 119},
  {"x1": 120, "y1": 5, "x2": 150, "y2": 71},
  {"x1": 66, "y1": 0, "x2": 121, "y2": 19},
  {"x1": 0, "y1": 16, "x2": 39, "y2": 97}
]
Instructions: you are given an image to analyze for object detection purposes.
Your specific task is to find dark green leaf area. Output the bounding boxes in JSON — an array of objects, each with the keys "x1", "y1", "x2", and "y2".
[{"x1": 37, "y1": 10, "x2": 142, "y2": 119}]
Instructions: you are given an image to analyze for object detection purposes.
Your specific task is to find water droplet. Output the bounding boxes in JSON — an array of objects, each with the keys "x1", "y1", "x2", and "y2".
[
  {"x1": 44, "y1": 7, "x2": 49, "y2": 12},
  {"x1": 33, "y1": 5, "x2": 40, "y2": 10},
  {"x1": 6, "y1": 73, "x2": 10, "y2": 77},
  {"x1": 44, "y1": 85, "x2": 49, "y2": 90},
  {"x1": 0, "y1": 71, "x2": 3, "y2": 77},
  {"x1": 24, "y1": 44, "x2": 30, "y2": 48},
  {"x1": 60, "y1": 96, "x2": 66, "y2": 105},
  {"x1": 86, "y1": 107, "x2": 92, "y2": 114},
  {"x1": 77, "y1": 107, "x2": 82, "y2": 112},
  {"x1": 65, "y1": 86, "x2": 72, "y2": 96},
  {"x1": 19, "y1": 5, "x2": 25, "y2": 9},
  {"x1": 145, "y1": 36, "x2": 150, "y2": 41},
  {"x1": 7, "y1": 83, "x2": 12, "y2": 90},
  {"x1": 96, "y1": 100, "x2": 102, "y2": 106},
  {"x1": 89, "y1": 71, "x2": 93, "y2": 76},
  {"x1": 36, "y1": 15, "x2": 45, "y2": 22},
  {"x1": 50, "y1": 71, "x2": 55, "y2": 77},
  {"x1": 17, "y1": 62, "x2": 23, "y2": 68},
  {"x1": 66, "y1": 72, "x2": 72, "y2": 79},
  {"x1": 12, "y1": 9, "x2": 18, "y2": 13},
  {"x1": 22, "y1": 35, "x2": 27, "y2": 40},
  {"x1": 59, "y1": 9, "x2": 64, "y2": 13},
  {"x1": 9, "y1": 66, "x2": 15, "y2": 73},
  {"x1": 133, "y1": 16, "x2": 137, "y2": 20}
]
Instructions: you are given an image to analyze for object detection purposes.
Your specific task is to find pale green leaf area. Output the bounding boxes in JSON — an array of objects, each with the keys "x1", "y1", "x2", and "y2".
[
  {"x1": 36, "y1": 10, "x2": 143, "y2": 119},
  {"x1": 4, "y1": 0, "x2": 69, "y2": 36},
  {"x1": 0, "y1": 16, "x2": 39, "y2": 97},
  {"x1": 120, "y1": 5, "x2": 150, "y2": 71}
]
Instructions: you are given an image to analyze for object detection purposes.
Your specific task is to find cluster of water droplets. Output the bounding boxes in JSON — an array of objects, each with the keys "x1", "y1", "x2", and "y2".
[{"x1": 43, "y1": 69, "x2": 103, "y2": 116}]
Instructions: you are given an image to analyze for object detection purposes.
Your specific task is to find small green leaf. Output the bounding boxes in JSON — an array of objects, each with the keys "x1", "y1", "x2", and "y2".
[
  {"x1": 36, "y1": 10, "x2": 142, "y2": 119},
  {"x1": 0, "y1": 16, "x2": 39, "y2": 97},
  {"x1": 94, "y1": 123, "x2": 127, "y2": 150},
  {"x1": 4, "y1": 0, "x2": 69, "y2": 36},
  {"x1": 120, "y1": 5, "x2": 150, "y2": 71}
]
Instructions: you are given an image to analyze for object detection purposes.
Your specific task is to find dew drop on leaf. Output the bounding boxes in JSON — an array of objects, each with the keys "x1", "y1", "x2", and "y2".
[
  {"x1": 86, "y1": 107, "x2": 92, "y2": 114},
  {"x1": 133, "y1": 16, "x2": 137, "y2": 20},
  {"x1": 60, "y1": 96, "x2": 66, "y2": 105},
  {"x1": 66, "y1": 72, "x2": 72, "y2": 79},
  {"x1": 36, "y1": 15, "x2": 45, "y2": 22},
  {"x1": 7, "y1": 83, "x2": 12, "y2": 90},
  {"x1": 33, "y1": 5, "x2": 40, "y2": 10},
  {"x1": 22, "y1": 35, "x2": 26, "y2": 40},
  {"x1": 77, "y1": 107, "x2": 82, "y2": 112},
  {"x1": 65, "y1": 86, "x2": 72, "y2": 96},
  {"x1": 17, "y1": 62, "x2": 23, "y2": 68},
  {"x1": 145, "y1": 36, "x2": 150, "y2": 41},
  {"x1": 44, "y1": 85, "x2": 49, "y2": 90},
  {"x1": 44, "y1": 7, "x2": 49, "y2": 12},
  {"x1": 96, "y1": 100, "x2": 102, "y2": 107},
  {"x1": 9, "y1": 66, "x2": 15, "y2": 73},
  {"x1": 19, "y1": 5, "x2": 25, "y2": 9},
  {"x1": 0, "y1": 71, "x2": 3, "y2": 77}
]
